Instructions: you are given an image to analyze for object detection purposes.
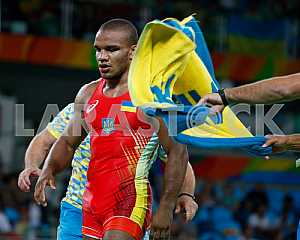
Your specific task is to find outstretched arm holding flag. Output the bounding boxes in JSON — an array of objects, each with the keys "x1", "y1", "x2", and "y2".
[{"x1": 199, "y1": 73, "x2": 300, "y2": 111}]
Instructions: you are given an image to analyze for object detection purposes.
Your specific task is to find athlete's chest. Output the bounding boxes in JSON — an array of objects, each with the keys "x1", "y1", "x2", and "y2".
[{"x1": 85, "y1": 97, "x2": 147, "y2": 136}]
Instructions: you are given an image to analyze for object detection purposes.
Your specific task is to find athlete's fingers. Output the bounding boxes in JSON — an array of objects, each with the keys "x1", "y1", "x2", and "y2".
[
  {"x1": 185, "y1": 209, "x2": 196, "y2": 222},
  {"x1": 18, "y1": 172, "x2": 31, "y2": 192},
  {"x1": 154, "y1": 230, "x2": 161, "y2": 240},
  {"x1": 18, "y1": 175, "x2": 26, "y2": 191},
  {"x1": 189, "y1": 201, "x2": 198, "y2": 221},
  {"x1": 182, "y1": 204, "x2": 193, "y2": 222},
  {"x1": 213, "y1": 105, "x2": 225, "y2": 113},
  {"x1": 20, "y1": 179, "x2": 30, "y2": 192},
  {"x1": 155, "y1": 228, "x2": 166, "y2": 240},
  {"x1": 174, "y1": 204, "x2": 181, "y2": 214},
  {"x1": 183, "y1": 205, "x2": 192, "y2": 222},
  {"x1": 18, "y1": 180, "x2": 27, "y2": 192},
  {"x1": 149, "y1": 230, "x2": 154, "y2": 239},
  {"x1": 184, "y1": 212, "x2": 191, "y2": 222},
  {"x1": 199, "y1": 93, "x2": 223, "y2": 107},
  {"x1": 150, "y1": 229, "x2": 159, "y2": 240},
  {"x1": 19, "y1": 168, "x2": 43, "y2": 192},
  {"x1": 49, "y1": 178, "x2": 56, "y2": 190},
  {"x1": 23, "y1": 171, "x2": 32, "y2": 188},
  {"x1": 31, "y1": 169, "x2": 42, "y2": 177},
  {"x1": 151, "y1": 228, "x2": 170, "y2": 240},
  {"x1": 161, "y1": 229, "x2": 170, "y2": 240},
  {"x1": 262, "y1": 135, "x2": 274, "y2": 147},
  {"x1": 262, "y1": 138, "x2": 276, "y2": 148},
  {"x1": 158, "y1": 229, "x2": 164, "y2": 239},
  {"x1": 149, "y1": 228, "x2": 154, "y2": 239},
  {"x1": 34, "y1": 180, "x2": 47, "y2": 207},
  {"x1": 34, "y1": 181, "x2": 42, "y2": 203},
  {"x1": 198, "y1": 97, "x2": 207, "y2": 106}
]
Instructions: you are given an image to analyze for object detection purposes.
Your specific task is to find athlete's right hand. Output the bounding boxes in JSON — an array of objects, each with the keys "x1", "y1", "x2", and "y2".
[
  {"x1": 150, "y1": 204, "x2": 173, "y2": 240},
  {"x1": 18, "y1": 167, "x2": 41, "y2": 192},
  {"x1": 34, "y1": 168, "x2": 56, "y2": 207}
]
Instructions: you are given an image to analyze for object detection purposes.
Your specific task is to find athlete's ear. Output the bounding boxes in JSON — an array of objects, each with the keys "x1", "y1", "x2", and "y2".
[{"x1": 129, "y1": 45, "x2": 136, "y2": 60}]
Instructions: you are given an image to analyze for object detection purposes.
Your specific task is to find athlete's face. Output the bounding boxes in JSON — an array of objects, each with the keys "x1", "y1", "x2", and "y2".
[{"x1": 94, "y1": 29, "x2": 135, "y2": 80}]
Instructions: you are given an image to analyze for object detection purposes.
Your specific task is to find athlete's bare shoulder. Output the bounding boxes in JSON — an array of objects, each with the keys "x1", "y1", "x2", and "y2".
[{"x1": 75, "y1": 79, "x2": 100, "y2": 105}]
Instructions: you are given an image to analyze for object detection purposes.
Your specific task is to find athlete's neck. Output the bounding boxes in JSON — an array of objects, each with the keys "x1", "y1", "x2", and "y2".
[{"x1": 103, "y1": 72, "x2": 128, "y2": 97}]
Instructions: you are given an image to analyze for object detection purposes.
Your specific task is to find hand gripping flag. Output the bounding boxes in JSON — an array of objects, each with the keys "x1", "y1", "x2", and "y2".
[{"x1": 128, "y1": 15, "x2": 271, "y2": 156}]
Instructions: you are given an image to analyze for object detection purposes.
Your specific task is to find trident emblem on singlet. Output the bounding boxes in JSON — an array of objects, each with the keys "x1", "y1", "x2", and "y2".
[{"x1": 102, "y1": 118, "x2": 115, "y2": 134}]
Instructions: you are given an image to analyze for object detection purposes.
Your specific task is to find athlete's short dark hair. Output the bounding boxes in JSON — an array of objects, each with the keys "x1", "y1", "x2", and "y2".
[{"x1": 100, "y1": 19, "x2": 138, "y2": 45}]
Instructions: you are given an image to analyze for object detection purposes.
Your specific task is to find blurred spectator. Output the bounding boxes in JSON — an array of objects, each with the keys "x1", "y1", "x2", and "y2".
[
  {"x1": 198, "y1": 182, "x2": 216, "y2": 207},
  {"x1": 1, "y1": 174, "x2": 23, "y2": 227},
  {"x1": 277, "y1": 194, "x2": 297, "y2": 239},
  {"x1": 0, "y1": 198, "x2": 12, "y2": 233},
  {"x1": 28, "y1": 201, "x2": 41, "y2": 230},
  {"x1": 37, "y1": 3, "x2": 60, "y2": 36},
  {"x1": 235, "y1": 198, "x2": 253, "y2": 229},
  {"x1": 245, "y1": 184, "x2": 269, "y2": 212},
  {"x1": 219, "y1": 0, "x2": 237, "y2": 14},
  {"x1": 217, "y1": 182, "x2": 240, "y2": 210},
  {"x1": 248, "y1": 203, "x2": 277, "y2": 239},
  {"x1": 172, "y1": 213, "x2": 198, "y2": 239},
  {"x1": 240, "y1": 224, "x2": 261, "y2": 240}
]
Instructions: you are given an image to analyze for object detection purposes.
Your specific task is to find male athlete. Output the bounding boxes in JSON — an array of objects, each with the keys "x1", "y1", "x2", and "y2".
[
  {"x1": 19, "y1": 103, "x2": 197, "y2": 240},
  {"x1": 34, "y1": 19, "x2": 193, "y2": 240}
]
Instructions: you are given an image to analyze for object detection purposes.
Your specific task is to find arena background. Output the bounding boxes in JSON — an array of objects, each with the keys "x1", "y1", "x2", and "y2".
[{"x1": 1, "y1": 0, "x2": 300, "y2": 239}]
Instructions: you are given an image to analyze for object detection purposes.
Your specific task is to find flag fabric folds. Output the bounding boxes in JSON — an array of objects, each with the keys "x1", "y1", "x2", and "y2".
[{"x1": 128, "y1": 15, "x2": 271, "y2": 156}]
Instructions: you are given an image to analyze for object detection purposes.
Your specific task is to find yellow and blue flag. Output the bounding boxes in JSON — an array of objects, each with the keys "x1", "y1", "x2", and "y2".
[{"x1": 128, "y1": 15, "x2": 271, "y2": 156}]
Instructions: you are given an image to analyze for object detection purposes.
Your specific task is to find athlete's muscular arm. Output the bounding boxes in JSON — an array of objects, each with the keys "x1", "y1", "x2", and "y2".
[
  {"x1": 199, "y1": 73, "x2": 300, "y2": 112},
  {"x1": 43, "y1": 99, "x2": 88, "y2": 175},
  {"x1": 175, "y1": 162, "x2": 198, "y2": 222},
  {"x1": 225, "y1": 73, "x2": 300, "y2": 104},
  {"x1": 179, "y1": 162, "x2": 195, "y2": 196},
  {"x1": 34, "y1": 83, "x2": 96, "y2": 206},
  {"x1": 159, "y1": 150, "x2": 197, "y2": 222},
  {"x1": 263, "y1": 134, "x2": 300, "y2": 153},
  {"x1": 150, "y1": 118, "x2": 188, "y2": 239},
  {"x1": 18, "y1": 129, "x2": 56, "y2": 192}
]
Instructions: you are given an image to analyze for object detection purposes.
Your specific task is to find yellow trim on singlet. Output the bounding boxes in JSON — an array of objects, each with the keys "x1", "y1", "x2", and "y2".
[{"x1": 130, "y1": 134, "x2": 160, "y2": 228}]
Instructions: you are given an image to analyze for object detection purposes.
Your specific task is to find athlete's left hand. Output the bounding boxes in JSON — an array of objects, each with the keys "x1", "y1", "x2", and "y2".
[
  {"x1": 150, "y1": 204, "x2": 173, "y2": 240},
  {"x1": 175, "y1": 195, "x2": 198, "y2": 222}
]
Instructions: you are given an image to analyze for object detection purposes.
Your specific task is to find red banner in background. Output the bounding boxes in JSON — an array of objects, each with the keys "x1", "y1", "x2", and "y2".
[
  {"x1": 212, "y1": 53, "x2": 300, "y2": 83},
  {"x1": 193, "y1": 156, "x2": 250, "y2": 181},
  {"x1": 1, "y1": 33, "x2": 300, "y2": 82},
  {"x1": 0, "y1": 33, "x2": 97, "y2": 69},
  {"x1": 192, "y1": 155, "x2": 297, "y2": 183}
]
